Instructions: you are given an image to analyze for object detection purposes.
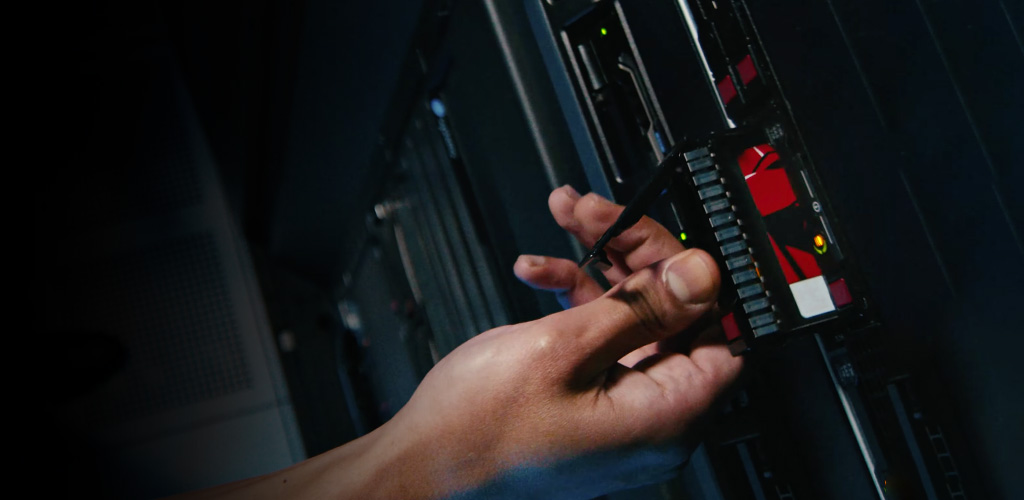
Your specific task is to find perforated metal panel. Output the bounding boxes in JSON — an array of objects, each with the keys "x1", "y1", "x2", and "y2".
[
  {"x1": 72, "y1": 148, "x2": 204, "y2": 229},
  {"x1": 69, "y1": 232, "x2": 253, "y2": 424},
  {"x1": 47, "y1": 39, "x2": 305, "y2": 498}
]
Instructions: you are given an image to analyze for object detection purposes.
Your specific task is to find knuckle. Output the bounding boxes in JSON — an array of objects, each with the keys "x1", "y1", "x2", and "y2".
[
  {"x1": 613, "y1": 272, "x2": 670, "y2": 342},
  {"x1": 688, "y1": 366, "x2": 717, "y2": 393},
  {"x1": 524, "y1": 323, "x2": 566, "y2": 360},
  {"x1": 580, "y1": 192, "x2": 607, "y2": 206},
  {"x1": 577, "y1": 193, "x2": 615, "y2": 220}
]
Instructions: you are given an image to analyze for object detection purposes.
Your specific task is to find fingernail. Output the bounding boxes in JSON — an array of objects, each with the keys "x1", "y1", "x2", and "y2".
[
  {"x1": 521, "y1": 255, "x2": 546, "y2": 267},
  {"x1": 562, "y1": 184, "x2": 581, "y2": 201},
  {"x1": 662, "y1": 251, "x2": 716, "y2": 304}
]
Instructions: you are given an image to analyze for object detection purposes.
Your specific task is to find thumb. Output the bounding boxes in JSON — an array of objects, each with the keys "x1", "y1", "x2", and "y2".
[{"x1": 555, "y1": 249, "x2": 720, "y2": 381}]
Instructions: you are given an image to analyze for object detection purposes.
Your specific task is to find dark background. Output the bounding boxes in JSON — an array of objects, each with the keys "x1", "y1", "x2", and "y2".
[
  {"x1": 55, "y1": 0, "x2": 427, "y2": 286},
  {"x1": 42, "y1": 0, "x2": 1024, "y2": 498},
  {"x1": 45, "y1": 0, "x2": 430, "y2": 494}
]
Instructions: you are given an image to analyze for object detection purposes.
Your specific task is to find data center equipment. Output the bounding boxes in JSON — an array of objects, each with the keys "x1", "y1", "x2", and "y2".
[
  {"x1": 333, "y1": 0, "x2": 1022, "y2": 499},
  {"x1": 52, "y1": 1, "x2": 1021, "y2": 498}
]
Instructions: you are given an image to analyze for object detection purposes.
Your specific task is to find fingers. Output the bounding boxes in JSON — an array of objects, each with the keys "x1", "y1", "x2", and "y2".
[
  {"x1": 552, "y1": 249, "x2": 720, "y2": 382},
  {"x1": 686, "y1": 324, "x2": 744, "y2": 388},
  {"x1": 549, "y1": 186, "x2": 633, "y2": 283},
  {"x1": 629, "y1": 326, "x2": 744, "y2": 439},
  {"x1": 604, "y1": 347, "x2": 741, "y2": 440},
  {"x1": 573, "y1": 194, "x2": 685, "y2": 270},
  {"x1": 548, "y1": 186, "x2": 684, "y2": 284},
  {"x1": 513, "y1": 254, "x2": 605, "y2": 309},
  {"x1": 548, "y1": 184, "x2": 584, "y2": 234}
]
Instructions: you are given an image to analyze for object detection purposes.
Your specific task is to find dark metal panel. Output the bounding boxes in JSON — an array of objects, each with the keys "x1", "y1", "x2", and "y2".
[
  {"x1": 758, "y1": 335, "x2": 877, "y2": 499},
  {"x1": 616, "y1": 0, "x2": 728, "y2": 142},
  {"x1": 414, "y1": 106, "x2": 510, "y2": 329},
  {"x1": 266, "y1": 0, "x2": 427, "y2": 286},
  {"x1": 747, "y1": 0, "x2": 1022, "y2": 496},
  {"x1": 913, "y1": 0, "x2": 1024, "y2": 185},
  {"x1": 409, "y1": 117, "x2": 491, "y2": 335},
  {"x1": 400, "y1": 133, "x2": 481, "y2": 351},
  {"x1": 440, "y1": 0, "x2": 583, "y2": 320}
]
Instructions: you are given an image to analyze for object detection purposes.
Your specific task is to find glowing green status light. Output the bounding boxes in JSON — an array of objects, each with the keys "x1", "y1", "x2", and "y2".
[
  {"x1": 679, "y1": 232, "x2": 688, "y2": 241},
  {"x1": 600, "y1": 27, "x2": 608, "y2": 36}
]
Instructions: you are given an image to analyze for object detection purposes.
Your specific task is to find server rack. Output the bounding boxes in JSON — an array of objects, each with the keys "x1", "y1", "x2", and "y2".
[{"x1": 332, "y1": 0, "x2": 1023, "y2": 498}]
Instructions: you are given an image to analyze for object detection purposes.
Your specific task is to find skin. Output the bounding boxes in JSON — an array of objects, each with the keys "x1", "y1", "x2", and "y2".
[{"x1": 173, "y1": 186, "x2": 743, "y2": 499}]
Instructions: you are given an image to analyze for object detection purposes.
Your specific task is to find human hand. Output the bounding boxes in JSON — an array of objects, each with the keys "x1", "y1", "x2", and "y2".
[
  {"x1": 178, "y1": 187, "x2": 742, "y2": 500},
  {"x1": 363, "y1": 187, "x2": 743, "y2": 498},
  {"x1": 514, "y1": 185, "x2": 717, "y2": 368}
]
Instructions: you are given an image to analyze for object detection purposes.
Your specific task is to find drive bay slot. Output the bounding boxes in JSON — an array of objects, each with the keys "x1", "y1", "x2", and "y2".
[{"x1": 563, "y1": 2, "x2": 671, "y2": 193}]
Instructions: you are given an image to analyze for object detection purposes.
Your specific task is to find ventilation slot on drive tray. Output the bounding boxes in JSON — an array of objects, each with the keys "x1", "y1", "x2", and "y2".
[{"x1": 684, "y1": 147, "x2": 778, "y2": 337}]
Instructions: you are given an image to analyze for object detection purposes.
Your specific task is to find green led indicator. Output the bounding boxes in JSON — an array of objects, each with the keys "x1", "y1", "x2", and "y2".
[
  {"x1": 679, "y1": 232, "x2": 688, "y2": 241},
  {"x1": 600, "y1": 27, "x2": 608, "y2": 36}
]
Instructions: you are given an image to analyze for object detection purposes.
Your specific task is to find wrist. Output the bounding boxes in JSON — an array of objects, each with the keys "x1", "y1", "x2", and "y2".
[{"x1": 323, "y1": 416, "x2": 482, "y2": 500}]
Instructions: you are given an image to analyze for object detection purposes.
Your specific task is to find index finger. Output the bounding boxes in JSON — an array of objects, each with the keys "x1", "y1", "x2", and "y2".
[{"x1": 549, "y1": 188, "x2": 685, "y2": 282}]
